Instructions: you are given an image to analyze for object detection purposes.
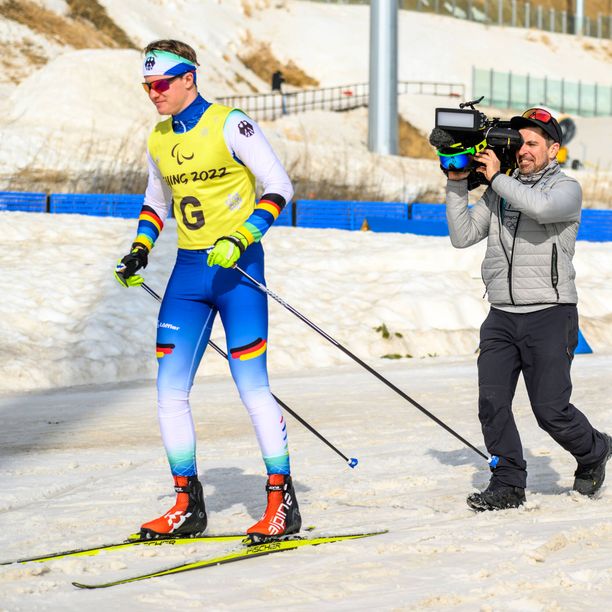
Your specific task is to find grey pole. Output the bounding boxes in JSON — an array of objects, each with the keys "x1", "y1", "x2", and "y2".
[
  {"x1": 368, "y1": 0, "x2": 398, "y2": 155},
  {"x1": 575, "y1": 0, "x2": 584, "y2": 35},
  {"x1": 525, "y1": 2, "x2": 530, "y2": 28},
  {"x1": 562, "y1": 10, "x2": 567, "y2": 34},
  {"x1": 550, "y1": 7, "x2": 555, "y2": 32}
]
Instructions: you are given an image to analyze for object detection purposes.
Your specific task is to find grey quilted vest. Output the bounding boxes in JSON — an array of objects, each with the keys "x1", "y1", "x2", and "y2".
[{"x1": 446, "y1": 163, "x2": 581, "y2": 306}]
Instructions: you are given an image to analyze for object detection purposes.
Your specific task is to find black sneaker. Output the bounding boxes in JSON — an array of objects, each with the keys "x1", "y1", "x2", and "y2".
[
  {"x1": 573, "y1": 433, "x2": 612, "y2": 496},
  {"x1": 467, "y1": 480, "x2": 526, "y2": 512}
]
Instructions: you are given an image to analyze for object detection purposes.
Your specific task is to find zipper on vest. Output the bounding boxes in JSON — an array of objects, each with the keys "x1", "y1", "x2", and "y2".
[
  {"x1": 551, "y1": 243, "x2": 560, "y2": 301},
  {"x1": 506, "y1": 213, "x2": 521, "y2": 305}
]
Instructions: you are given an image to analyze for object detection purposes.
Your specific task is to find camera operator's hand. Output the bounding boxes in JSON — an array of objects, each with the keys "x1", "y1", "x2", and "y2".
[
  {"x1": 447, "y1": 170, "x2": 471, "y2": 181},
  {"x1": 474, "y1": 149, "x2": 501, "y2": 182}
]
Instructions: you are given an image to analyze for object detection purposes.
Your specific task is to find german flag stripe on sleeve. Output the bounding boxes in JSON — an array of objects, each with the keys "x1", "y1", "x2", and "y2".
[
  {"x1": 140, "y1": 210, "x2": 163, "y2": 232},
  {"x1": 135, "y1": 205, "x2": 164, "y2": 249},
  {"x1": 255, "y1": 199, "x2": 283, "y2": 219},
  {"x1": 230, "y1": 338, "x2": 267, "y2": 360}
]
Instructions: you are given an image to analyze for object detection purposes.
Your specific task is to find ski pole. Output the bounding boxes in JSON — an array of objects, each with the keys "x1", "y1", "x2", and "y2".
[
  {"x1": 141, "y1": 282, "x2": 358, "y2": 468},
  {"x1": 234, "y1": 266, "x2": 489, "y2": 462}
]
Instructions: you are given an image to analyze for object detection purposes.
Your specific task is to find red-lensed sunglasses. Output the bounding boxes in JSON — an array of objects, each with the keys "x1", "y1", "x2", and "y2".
[
  {"x1": 521, "y1": 108, "x2": 553, "y2": 123},
  {"x1": 142, "y1": 72, "x2": 189, "y2": 94}
]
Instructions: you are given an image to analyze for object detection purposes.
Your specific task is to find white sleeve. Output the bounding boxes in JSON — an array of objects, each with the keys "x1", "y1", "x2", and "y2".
[
  {"x1": 143, "y1": 151, "x2": 172, "y2": 222},
  {"x1": 223, "y1": 110, "x2": 294, "y2": 203}
]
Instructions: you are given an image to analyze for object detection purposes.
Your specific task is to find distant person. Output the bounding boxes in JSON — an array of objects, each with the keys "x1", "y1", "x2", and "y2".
[
  {"x1": 271, "y1": 70, "x2": 284, "y2": 92},
  {"x1": 114, "y1": 39, "x2": 301, "y2": 542},
  {"x1": 442, "y1": 107, "x2": 611, "y2": 511}
]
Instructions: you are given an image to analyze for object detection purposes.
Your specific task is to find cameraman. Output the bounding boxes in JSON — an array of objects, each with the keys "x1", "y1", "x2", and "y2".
[{"x1": 444, "y1": 108, "x2": 611, "y2": 511}]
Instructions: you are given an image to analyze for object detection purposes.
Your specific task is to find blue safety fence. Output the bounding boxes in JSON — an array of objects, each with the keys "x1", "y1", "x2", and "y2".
[
  {"x1": 295, "y1": 199, "x2": 409, "y2": 231},
  {"x1": 0, "y1": 191, "x2": 47, "y2": 212},
  {"x1": 364, "y1": 202, "x2": 451, "y2": 235},
  {"x1": 274, "y1": 201, "x2": 294, "y2": 227},
  {"x1": 365, "y1": 204, "x2": 612, "y2": 242},
  {"x1": 50, "y1": 193, "x2": 144, "y2": 218},
  {"x1": 577, "y1": 209, "x2": 612, "y2": 242},
  {"x1": 3, "y1": 192, "x2": 612, "y2": 241}
]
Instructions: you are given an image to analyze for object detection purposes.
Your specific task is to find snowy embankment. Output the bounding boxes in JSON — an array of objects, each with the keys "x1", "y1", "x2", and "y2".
[
  {"x1": 2, "y1": 210, "x2": 612, "y2": 393},
  {"x1": 1, "y1": 1, "x2": 611, "y2": 200}
]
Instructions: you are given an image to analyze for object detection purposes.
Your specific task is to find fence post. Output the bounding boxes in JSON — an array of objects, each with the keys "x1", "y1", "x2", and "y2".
[
  {"x1": 525, "y1": 2, "x2": 530, "y2": 29},
  {"x1": 511, "y1": 0, "x2": 516, "y2": 27},
  {"x1": 508, "y1": 70, "x2": 512, "y2": 109},
  {"x1": 561, "y1": 78, "x2": 565, "y2": 113},
  {"x1": 498, "y1": 0, "x2": 503, "y2": 26},
  {"x1": 549, "y1": 8, "x2": 555, "y2": 32},
  {"x1": 489, "y1": 67, "x2": 494, "y2": 106},
  {"x1": 483, "y1": 0, "x2": 488, "y2": 22},
  {"x1": 593, "y1": 82, "x2": 598, "y2": 116},
  {"x1": 537, "y1": 5, "x2": 542, "y2": 30},
  {"x1": 597, "y1": 14, "x2": 602, "y2": 39},
  {"x1": 526, "y1": 73, "x2": 530, "y2": 107},
  {"x1": 467, "y1": 0, "x2": 472, "y2": 21},
  {"x1": 562, "y1": 10, "x2": 567, "y2": 34}
]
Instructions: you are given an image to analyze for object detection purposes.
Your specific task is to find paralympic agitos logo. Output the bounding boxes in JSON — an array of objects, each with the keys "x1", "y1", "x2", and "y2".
[{"x1": 171, "y1": 143, "x2": 195, "y2": 165}]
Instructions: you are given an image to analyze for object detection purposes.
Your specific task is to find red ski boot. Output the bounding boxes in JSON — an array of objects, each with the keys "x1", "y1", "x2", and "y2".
[
  {"x1": 140, "y1": 475, "x2": 207, "y2": 539},
  {"x1": 247, "y1": 474, "x2": 302, "y2": 544}
]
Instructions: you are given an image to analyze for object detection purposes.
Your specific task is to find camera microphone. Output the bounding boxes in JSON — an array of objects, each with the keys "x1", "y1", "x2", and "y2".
[{"x1": 429, "y1": 127, "x2": 455, "y2": 149}]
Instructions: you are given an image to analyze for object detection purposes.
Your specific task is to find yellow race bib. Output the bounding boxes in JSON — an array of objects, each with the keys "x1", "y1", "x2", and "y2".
[{"x1": 148, "y1": 104, "x2": 256, "y2": 249}]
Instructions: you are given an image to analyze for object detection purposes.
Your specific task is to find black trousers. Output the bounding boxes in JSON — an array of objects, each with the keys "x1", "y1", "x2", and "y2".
[{"x1": 478, "y1": 305, "x2": 607, "y2": 489}]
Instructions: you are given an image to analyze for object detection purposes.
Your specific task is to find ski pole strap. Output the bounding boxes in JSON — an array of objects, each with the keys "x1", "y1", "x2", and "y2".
[{"x1": 215, "y1": 234, "x2": 246, "y2": 254}]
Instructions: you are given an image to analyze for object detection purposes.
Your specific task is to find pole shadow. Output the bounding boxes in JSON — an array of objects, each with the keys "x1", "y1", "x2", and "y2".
[{"x1": 427, "y1": 446, "x2": 564, "y2": 494}]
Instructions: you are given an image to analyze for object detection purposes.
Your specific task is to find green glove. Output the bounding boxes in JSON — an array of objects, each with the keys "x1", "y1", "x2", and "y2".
[
  {"x1": 207, "y1": 234, "x2": 248, "y2": 268},
  {"x1": 114, "y1": 247, "x2": 148, "y2": 288}
]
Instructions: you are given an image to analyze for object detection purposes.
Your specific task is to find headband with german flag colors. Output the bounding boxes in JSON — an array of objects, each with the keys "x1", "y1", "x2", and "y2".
[{"x1": 143, "y1": 49, "x2": 196, "y2": 77}]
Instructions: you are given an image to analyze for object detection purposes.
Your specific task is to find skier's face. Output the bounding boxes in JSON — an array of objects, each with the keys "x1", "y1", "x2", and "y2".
[{"x1": 144, "y1": 72, "x2": 195, "y2": 116}]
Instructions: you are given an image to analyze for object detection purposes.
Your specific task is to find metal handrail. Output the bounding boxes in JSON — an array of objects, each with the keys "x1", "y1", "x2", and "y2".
[{"x1": 216, "y1": 80, "x2": 465, "y2": 121}]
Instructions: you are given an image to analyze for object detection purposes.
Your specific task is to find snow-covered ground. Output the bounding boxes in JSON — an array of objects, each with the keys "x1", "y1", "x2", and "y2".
[
  {"x1": 0, "y1": 211, "x2": 611, "y2": 609},
  {"x1": 1, "y1": 355, "x2": 611, "y2": 609},
  {"x1": 1, "y1": 1, "x2": 612, "y2": 608}
]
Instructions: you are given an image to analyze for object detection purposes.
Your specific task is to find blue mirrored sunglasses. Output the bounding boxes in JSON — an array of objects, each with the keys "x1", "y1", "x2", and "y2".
[{"x1": 438, "y1": 151, "x2": 473, "y2": 170}]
